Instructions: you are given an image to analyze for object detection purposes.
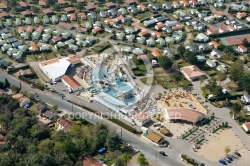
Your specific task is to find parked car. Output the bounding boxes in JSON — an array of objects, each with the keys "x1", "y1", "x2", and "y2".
[
  {"x1": 226, "y1": 156, "x2": 233, "y2": 161},
  {"x1": 159, "y1": 150, "x2": 167, "y2": 156},
  {"x1": 234, "y1": 151, "x2": 241, "y2": 157},
  {"x1": 224, "y1": 157, "x2": 231, "y2": 163},
  {"x1": 34, "y1": 97, "x2": 41, "y2": 101},
  {"x1": 218, "y1": 159, "x2": 227, "y2": 165}
]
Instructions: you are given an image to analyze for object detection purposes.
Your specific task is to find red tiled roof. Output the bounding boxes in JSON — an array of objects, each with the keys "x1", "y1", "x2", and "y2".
[
  {"x1": 36, "y1": 26, "x2": 44, "y2": 32},
  {"x1": 0, "y1": 3, "x2": 7, "y2": 9},
  {"x1": 243, "y1": 122, "x2": 250, "y2": 130},
  {"x1": 18, "y1": 27, "x2": 24, "y2": 33},
  {"x1": 64, "y1": 7, "x2": 75, "y2": 13},
  {"x1": 238, "y1": 44, "x2": 247, "y2": 50},
  {"x1": 53, "y1": 35, "x2": 62, "y2": 42},
  {"x1": 0, "y1": 12, "x2": 10, "y2": 18},
  {"x1": 21, "y1": 10, "x2": 32, "y2": 16},
  {"x1": 180, "y1": 65, "x2": 205, "y2": 79},
  {"x1": 105, "y1": 2, "x2": 115, "y2": 7},
  {"x1": 167, "y1": 108, "x2": 204, "y2": 123},
  {"x1": 43, "y1": 9, "x2": 54, "y2": 15},
  {"x1": 61, "y1": 75, "x2": 81, "y2": 89},
  {"x1": 84, "y1": 4, "x2": 95, "y2": 10},
  {"x1": 125, "y1": 0, "x2": 135, "y2": 5},
  {"x1": 30, "y1": 44, "x2": 39, "y2": 51},
  {"x1": 152, "y1": 48, "x2": 161, "y2": 57},
  {"x1": 82, "y1": 155, "x2": 102, "y2": 166},
  {"x1": 26, "y1": 26, "x2": 33, "y2": 32},
  {"x1": 79, "y1": 12, "x2": 86, "y2": 19},
  {"x1": 19, "y1": 1, "x2": 28, "y2": 7},
  {"x1": 58, "y1": 0, "x2": 66, "y2": 5},
  {"x1": 39, "y1": 0, "x2": 47, "y2": 6}
]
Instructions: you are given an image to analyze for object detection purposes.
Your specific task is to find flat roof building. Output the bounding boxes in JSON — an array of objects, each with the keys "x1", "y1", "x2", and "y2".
[{"x1": 180, "y1": 65, "x2": 205, "y2": 81}]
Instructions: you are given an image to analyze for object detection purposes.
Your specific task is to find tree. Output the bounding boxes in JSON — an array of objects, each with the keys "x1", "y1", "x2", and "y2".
[
  {"x1": 115, "y1": 158, "x2": 125, "y2": 166},
  {"x1": 217, "y1": 71, "x2": 227, "y2": 83},
  {"x1": 132, "y1": 55, "x2": 141, "y2": 66},
  {"x1": 47, "y1": 0, "x2": 55, "y2": 7},
  {"x1": 231, "y1": 102, "x2": 241, "y2": 116},
  {"x1": 53, "y1": 105, "x2": 58, "y2": 111},
  {"x1": 52, "y1": 4, "x2": 60, "y2": 11},
  {"x1": 242, "y1": 38, "x2": 249, "y2": 47},
  {"x1": 224, "y1": 146, "x2": 231, "y2": 156},
  {"x1": 4, "y1": 78, "x2": 10, "y2": 87},
  {"x1": 229, "y1": 60, "x2": 243, "y2": 82},
  {"x1": 170, "y1": 72, "x2": 182, "y2": 83},
  {"x1": 157, "y1": 56, "x2": 173, "y2": 70},
  {"x1": 121, "y1": 153, "x2": 132, "y2": 166},
  {"x1": 178, "y1": 45, "x2": 185, "y2": 57},
  {"x1": 9, "y1": 0, "x2": 17, "y2": 8},
  {"x1": 137, "y1": 154, "x2": 149, "y2": 166},
  {"x1": 105, "y1": 131, "x2": 121, "y2": 151}
]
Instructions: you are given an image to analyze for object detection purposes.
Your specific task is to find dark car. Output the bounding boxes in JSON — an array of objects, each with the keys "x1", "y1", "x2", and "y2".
[
  {"x1": 218, "y1": 159, "x2": 227, "y2": 165},
  {"x1": 234, "y1": 151, "x2": 241, "y2": 157},
  {"x1": 159, "y1": 150, "x2": 167, "y2": 156}
]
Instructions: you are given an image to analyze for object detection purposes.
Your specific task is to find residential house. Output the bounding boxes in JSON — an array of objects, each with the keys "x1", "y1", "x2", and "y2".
[
  {"x1": 156, "y1": 38, "x2": 166, "y2": 46},
  {"x1": 172, "y1": 1, "x2": 180, "y2": 9},
  {"x1": 243, "y1": 122, "x2": 250, "y2": 133},
  {"x1": 227, "y1": 25, "x2": 235, "y2": 31},
  {"x1": 116, "y1": 32, "x2": 125, "y2": 40},
  {"x1": 60, "y1": 14, "x2": 68, "y2": 22},
  {"x1": 226, "y1": 19, "x2": 237, "y2": 25},
  {"x1": 68, "y1": 13, "x2": 77, "y2": 21},
  {"x1": 79, "y1": 12, "x2": 87, "y2": 19},
  {"x1": 195, "y1": 33, "x2": 209, "y2": 42},
  {"x1": 88, "y1": 11, "x2": 97, "y2": 21},
  {"x1": 1, "y1": 44, "x2": 12, "y2": 52},
  {"x1": 207, "y1": 27, "x2": 215, "y2": 35},
  {"x1": 152, "y1": 48, "x2": 161, "y2": 57},
  {"x1": 144, "y1": 19, "x2": 157, "y2": 27},
  {"x1": 58, "y1": 22, "x2": 73, "y2": 30},
  {"x1": 0, "y1": 59, "x2": 7, "y2": 67},
  {"x1": 139, "y1": 29, "x2": 150, "y2": 37},
  {"x1": 51, "y1": 15, "x2": 59, "y2": 24},
  {"x1": 194, "y1": 24, "x2": 206, "y2": 31},
  {"x1": 34, "y1": 17, "x2": 40, "y2": 24},
  {"x1": 216, "y1": 65, "x2": 227, "y2": 73},
  {"x1": 165, "y1": 36, "x2": 175, "y2": 44},
  {"x1": 100, "y1": 11, "x2": 107, "y2": 18},
  {"x1": 180, "y1": 65, "x2": 205, "y2": 81},
  {"x1": 29, "y1": 44, "x2": 39, "y2": 52},
  {"x1": 125, "y1": 0, "x2": 136, "y2": 6},
  {"x1": 238, "y1": 45, "x2": 247, "y2": 53},
  {"x1": 151, "y1": 31, "x2": 161, "y2": 38},
  {"x1": 36, "y1": 102, "x2": 48, "y2": 114},
  {"x1": 211, "y1": 49, "x2": 223, "y2": 59},
  {"x1": 64, "y1": 7, "x2": 75, "y2": 13},
  {"x1": 237, "y1": 12, "x2": 247, "y2": 19},
  {"x1": 155, "y1": 22, "x2": 165, "y2": 31},
  {"x1": 165, "y1": 20, "x2": 179, "y2": 28},
  {"x1": 136, "y1": 36, "x2": 146, "y2": 44},
  {"x1": 234, "y1": 24, "x2": 246, "y2": 30},
  {"x1": 118, "y1": 8, "x2": 127, "y2": 16},
  {"x1": 243, "y1": 94, "x2": 250, "y2": 104},
  {"x1": 43, "y1": 9, "x2": 54, "y2": 15},
  {"x1": 58, "y1": 0, "x2": 66, "y2": 6},
  {"x1": 56, "y1": 118, "x2": 73, "y2": 132},
  {"x1": 209, "y1": 41, "x2": 220, "y2": 49},
  {"x1": 84, "y1": 4, "x2": 96, "y2": 11},
  {"x1": 219, "y1": 26, "x2": 227, "y2": 33},
  {"x1": 196, "y1": 55, "x2": 206, "y2": 62},
  {"x1": 105, "y1": 2, "x2": 116, "y2": 8},
  {"x1": 128, "y1": 5, "x2": 138, "y2": 14},
  {"x1": 163, "y1": 48, "x2": 174, "y2": 56},
  {"x1": 39, "y1": 0, "x2": 47, "y2": 8},
  {"x1": 15, "y1": 18, "x2": 22, "y2": 26},
  {"x1": 206, "y1": 59, "x2": 216, "y2": 68},
  {"x1": 126, "y1": 34, "x2": 135, "y2": 42},
  {"x1": 146, "y1": 38, "x2": 156, "y2": 47},
  {"x1": 19, "y1": 2, "x2": 28, "y2": 9},
  {"x1": 82, "y1": 154, "x2": 106, "y2": 166},
  {"x1": 0, "y1": 3, "x2": 7, "y2": 10},
  {"x1": 43, "y1": 15, "x2": 50, "y2": 24},
  {"x1": 148, "y1": 3, "x2": 160, "y2": 11},
  {"x1": 137, "y1": 4, "x2": 148, "y2": 11},
  {"x1": 162, "y1": 3, "x2": 172, "y2": 11},
  {"x1": 21, "y1": 10, "x2": 33, "y2": 17},
  {"x1": 204, "y1": 16, "x2": 215, "y2": 23},
  {"x1": 108, "y1": 8, "x2": 117, "y2": 18},
  {"x1": 40, "y1": 45, "x2": 51, "y2": 51},
  {"x1": 198, "y1": 44, "x2": 208, "y2": 51},
  {"x1": 92, "y1": 27, "x2": 102, "y2": 34},
  {"x1": 185, "y1": 44, "x2": 198, "y2": 52}
]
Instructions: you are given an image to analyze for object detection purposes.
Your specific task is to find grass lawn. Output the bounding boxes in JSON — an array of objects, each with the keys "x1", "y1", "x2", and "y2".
[
  {"x1": 138, "y1": 64, "x2": 147, "y2": 71},
  {"x1": 96, "y1": 32, "x2": 110, "y2": 38}
]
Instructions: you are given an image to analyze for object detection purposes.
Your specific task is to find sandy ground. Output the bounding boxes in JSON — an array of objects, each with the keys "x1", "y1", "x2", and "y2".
[
  {"x1": 158, "y1": 89, "x2": 207, "y2": 114},
  {"x1": 161, "y1": 122, "x2": 193, "y2": 139},
  {"x1": 197, "y1": 129, "x2": 244, "y2": 161}
]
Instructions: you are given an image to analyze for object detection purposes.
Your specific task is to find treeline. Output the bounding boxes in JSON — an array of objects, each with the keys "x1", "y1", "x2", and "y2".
[{"x1": 0, "y1": 96, "x2": 121, "y2": 166}]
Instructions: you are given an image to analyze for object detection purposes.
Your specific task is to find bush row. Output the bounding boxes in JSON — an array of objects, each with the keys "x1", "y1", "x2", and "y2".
[{"x1": 108, "y1": 118, "x2": 137, "y2": 134}]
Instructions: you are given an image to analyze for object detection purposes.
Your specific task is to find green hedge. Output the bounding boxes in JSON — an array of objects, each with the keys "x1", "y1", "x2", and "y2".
[
  {"x1": 108, "y1": 118, "x2": 137, "y2": 134},
  {"x1": 7, "y1": 65, "x2": 29, "y2": 74},
  {"x1": 181, "y1": 154, "x2": 199, "y2": 166},
  {"x1": 208, "y1": 94, "x2": 242, "y2": 102},
  {"x1": 18, "y1": 75, "x2": 45, "y2": 90}
]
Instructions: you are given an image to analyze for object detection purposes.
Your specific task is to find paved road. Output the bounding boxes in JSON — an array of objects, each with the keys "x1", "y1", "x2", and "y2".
[{"x1": 0, "y1": 71, "x2": 184, "y2": 166}]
